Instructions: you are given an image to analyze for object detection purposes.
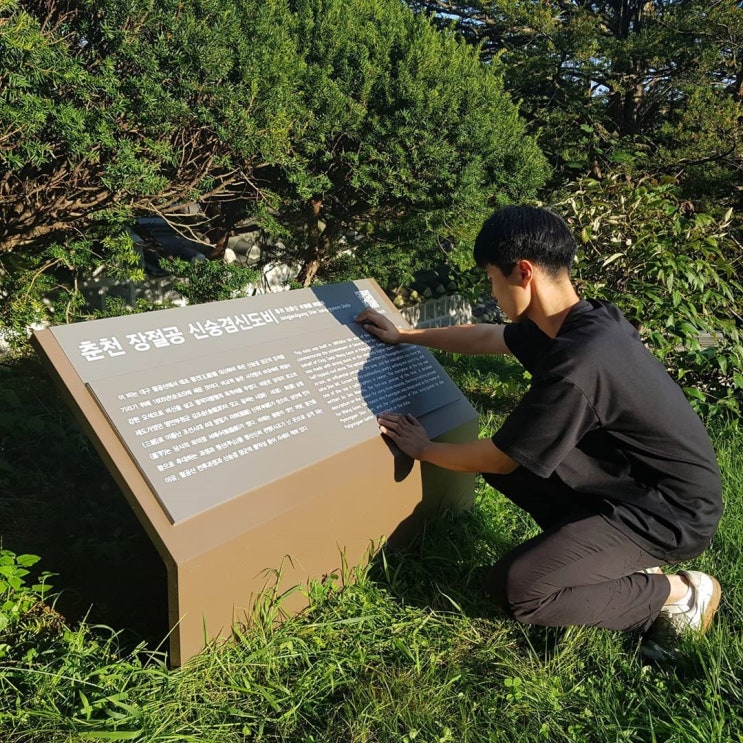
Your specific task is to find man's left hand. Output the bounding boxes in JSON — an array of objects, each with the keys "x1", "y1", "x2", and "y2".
[{"x1": 377, "y1": 412, "x2": 430, "y2": 460}]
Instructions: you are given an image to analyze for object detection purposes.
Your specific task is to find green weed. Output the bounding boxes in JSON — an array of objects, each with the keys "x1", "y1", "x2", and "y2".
[{"x1": 1, "y1": 356, "x2": 742, "y2": 741}]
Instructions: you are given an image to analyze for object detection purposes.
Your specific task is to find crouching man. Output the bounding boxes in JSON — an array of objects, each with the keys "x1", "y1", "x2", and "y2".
[{"x1": 357, "y1": 205, "x2": 722, "y2": 660}]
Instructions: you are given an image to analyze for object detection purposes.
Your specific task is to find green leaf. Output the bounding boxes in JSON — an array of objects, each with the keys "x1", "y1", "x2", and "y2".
[
  {"x1": 684, "y1": 387, "x2": 706, "y2": 401},
  {"x1": 15, "y1": 554, "x2": 41, "y2": 568},
  {"x1": 601, "y1": 252, "x2": 624, "y2": 267},
  {"x1": 77, "y1": 731, "x2": 144, "y2": 741}
]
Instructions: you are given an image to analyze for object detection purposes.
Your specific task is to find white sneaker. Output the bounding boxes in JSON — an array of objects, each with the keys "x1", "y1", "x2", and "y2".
[
  {"x1": 662, "y1": 570, "x2": 722, "y2": 634},
  {"x1": 641, "y1": 570, "x2": 721, "y2": 661}
]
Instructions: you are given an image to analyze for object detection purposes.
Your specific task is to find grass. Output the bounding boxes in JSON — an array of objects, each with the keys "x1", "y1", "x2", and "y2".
[{"x1": 1, "y1": 352, "x2": 742, "y2": 742}]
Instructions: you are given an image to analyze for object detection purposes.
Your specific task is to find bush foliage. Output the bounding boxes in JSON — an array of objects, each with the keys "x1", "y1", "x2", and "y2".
[
  {"x1": 562, "y1": 175, "x2": 743, "y2": 420},
  {"x1": 0, "y1": 0, "x2": 546, "y2": 348},
  {"x1": 408, "y1": 0, "x2": 743, "y2": 207}
]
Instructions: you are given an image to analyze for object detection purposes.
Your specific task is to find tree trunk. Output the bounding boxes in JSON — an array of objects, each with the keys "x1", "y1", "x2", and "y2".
[
  {"x1": 300, "y1": 258, "x2": 321, "y2": 287},
  {"x1": 298, "y1": 195, "x2": 325, "y2": 287}
]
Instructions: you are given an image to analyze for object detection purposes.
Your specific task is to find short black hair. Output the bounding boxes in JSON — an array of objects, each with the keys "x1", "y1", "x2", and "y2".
[{"x1": 473, "y1": 205, "x2": 576, "y2": 276}]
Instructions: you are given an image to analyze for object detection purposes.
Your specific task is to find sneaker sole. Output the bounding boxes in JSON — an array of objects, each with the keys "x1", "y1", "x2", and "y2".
[{"x1": 700, "y1": 575, "x2": 722, "y2": 633}]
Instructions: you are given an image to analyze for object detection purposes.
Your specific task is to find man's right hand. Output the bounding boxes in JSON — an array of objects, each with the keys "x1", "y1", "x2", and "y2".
[
  {"x1": 358, "y1": 304, "x2": 510, "y2": 356},
  {"x1": 355, "y1": 308, "x2": 402, "y2": 345}
]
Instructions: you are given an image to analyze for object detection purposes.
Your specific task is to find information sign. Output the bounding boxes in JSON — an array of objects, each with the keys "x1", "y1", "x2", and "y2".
[{"x1": 33, "y1": 279, "x2": 478, "y2": 664}]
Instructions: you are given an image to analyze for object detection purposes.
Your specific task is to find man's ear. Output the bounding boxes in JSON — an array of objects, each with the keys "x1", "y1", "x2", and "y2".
[{"x1": 513, "y1": 259, "x2": 535, "y2": 287}]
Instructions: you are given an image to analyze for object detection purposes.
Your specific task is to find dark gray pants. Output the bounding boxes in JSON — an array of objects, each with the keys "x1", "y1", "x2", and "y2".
[{"x1": 483, "y1": 468, "x2": 672, "y2": 633}]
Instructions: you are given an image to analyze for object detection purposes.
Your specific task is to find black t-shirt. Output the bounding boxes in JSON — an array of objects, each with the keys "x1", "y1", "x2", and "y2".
[{"x1": 492, "y1": 299, "x2": 722, "y2": 560}]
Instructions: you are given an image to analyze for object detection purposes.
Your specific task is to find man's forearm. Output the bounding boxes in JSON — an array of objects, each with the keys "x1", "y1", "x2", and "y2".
[
  {"x1": 399, "y1": 323, "x2": 509, "y2": 356},
  {"x1": 419, "y1": 438, "x2": 518, "y2": 474}
]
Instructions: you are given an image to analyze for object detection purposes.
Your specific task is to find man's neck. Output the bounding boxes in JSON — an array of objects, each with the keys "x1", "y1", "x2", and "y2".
[{"x1": 525, "y1": 273, "x2": 581, "y2": 338}]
